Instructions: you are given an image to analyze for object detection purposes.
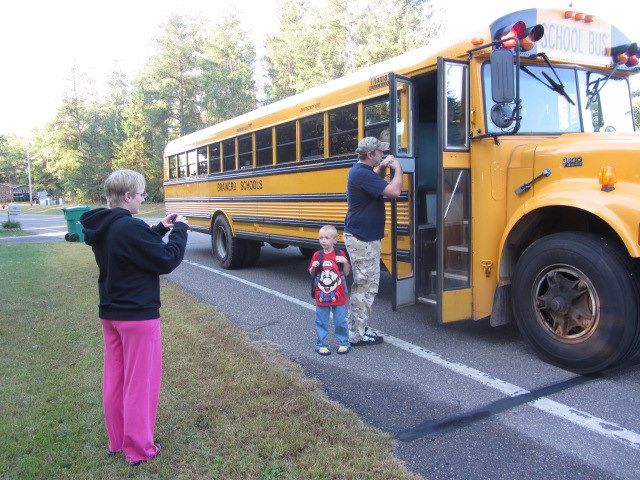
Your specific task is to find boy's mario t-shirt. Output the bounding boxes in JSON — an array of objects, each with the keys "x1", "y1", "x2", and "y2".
[{"x1": 309, "y1": 249, "x2": 347, "y2": 307}]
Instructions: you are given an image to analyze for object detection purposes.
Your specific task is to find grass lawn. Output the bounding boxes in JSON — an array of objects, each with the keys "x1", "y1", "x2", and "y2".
[
  {"x1": 17, "y1": 202, "x2": 167, "y2": 217},
  {"x1": 0, "y1": 228, "x2": 27, "y2": 237},
  {"x1": 0, "y1": 243, "x2": 420, "y2": 480}
]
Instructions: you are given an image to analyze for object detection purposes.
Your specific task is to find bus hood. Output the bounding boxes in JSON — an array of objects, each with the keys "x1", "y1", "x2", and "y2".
[{"x1": 533, "y1": 133, "x2": 640, "y2": 183}]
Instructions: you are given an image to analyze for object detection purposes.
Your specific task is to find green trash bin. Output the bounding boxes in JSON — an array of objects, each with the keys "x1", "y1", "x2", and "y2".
[{"x1": 62, "y1": 205, "x2": 91, "y2": 242}]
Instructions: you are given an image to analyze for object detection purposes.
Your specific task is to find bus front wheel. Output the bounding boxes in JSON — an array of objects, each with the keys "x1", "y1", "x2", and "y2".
[
  {"x1": 512, "y1": 232, "x2": 640, "y2": 374},
  {"x1": 211, "y1": 216, "x2": 245, "y2": 269}
]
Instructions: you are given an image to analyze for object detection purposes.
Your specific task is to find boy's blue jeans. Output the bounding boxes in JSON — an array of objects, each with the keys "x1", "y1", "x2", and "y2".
[{"x1": 315, "y1": 304, "x2": 349, "y2": 348}]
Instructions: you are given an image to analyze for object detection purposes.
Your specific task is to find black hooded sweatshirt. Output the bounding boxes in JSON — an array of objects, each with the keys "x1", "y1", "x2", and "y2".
[{"x1": 80, "y1": 207, "x2": 188, "y2": 320}]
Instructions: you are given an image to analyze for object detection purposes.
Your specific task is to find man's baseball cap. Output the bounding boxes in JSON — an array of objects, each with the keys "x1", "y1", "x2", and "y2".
[{"x1": 355, "y1": 137, "x2": 389, "y2": 155}]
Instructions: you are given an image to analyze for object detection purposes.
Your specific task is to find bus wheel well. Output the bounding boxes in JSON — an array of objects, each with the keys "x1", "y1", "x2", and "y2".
[
  {"x1": 491, "y1": 206, "x2": 629, "y2": 328},
  {"x1": 210, "y1": 211, "x2": 229, "y2": 233},
  {"x1": 500, "y1": 206, "x2": 626, "y2": 281}
]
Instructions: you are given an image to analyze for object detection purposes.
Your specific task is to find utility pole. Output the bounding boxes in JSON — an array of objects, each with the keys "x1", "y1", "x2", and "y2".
[{"x1": 25, "y1": 144, "x2": 33, "y2": 204}]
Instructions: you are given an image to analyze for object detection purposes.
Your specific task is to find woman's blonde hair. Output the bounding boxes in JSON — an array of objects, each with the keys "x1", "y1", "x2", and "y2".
[{"x1": 104, "y1": 169, "x2": 145, "y2": 208}]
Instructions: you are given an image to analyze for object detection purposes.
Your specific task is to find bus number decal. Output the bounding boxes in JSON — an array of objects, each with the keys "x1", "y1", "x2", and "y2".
[{"x1": 368, "y1": 74, "x2": 389, "y2": 91}]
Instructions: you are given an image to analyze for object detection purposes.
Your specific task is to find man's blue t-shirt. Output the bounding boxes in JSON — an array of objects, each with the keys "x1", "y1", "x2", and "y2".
[{"x1": 344, "y1": 162, "x2": 388, "y2": 241}]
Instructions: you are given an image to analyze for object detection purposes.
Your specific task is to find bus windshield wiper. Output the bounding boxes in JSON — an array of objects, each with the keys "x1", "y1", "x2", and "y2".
[
  {"x1": 585, "y1": 65, "x2": 620, "y2": 109},
  {"x1": 520, "y1": 64, "x2": 575, "y2": 106},
  {"x1": 533, "y1": 52, "x2": 576, "y2": 105},
  {"x1": 540, "y1": 71, "x2": 575, "y2": 105}
]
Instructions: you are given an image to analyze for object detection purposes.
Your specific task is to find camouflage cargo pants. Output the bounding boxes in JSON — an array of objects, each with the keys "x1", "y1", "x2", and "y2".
[{"x1": 344, "y1": 233, "x2": 381, "y2": 341}]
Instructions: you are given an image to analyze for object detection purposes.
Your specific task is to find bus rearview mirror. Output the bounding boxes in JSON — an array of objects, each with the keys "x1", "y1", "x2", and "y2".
[{"x1": 490, "y1": 48, "x2": 515, "y2": 103}]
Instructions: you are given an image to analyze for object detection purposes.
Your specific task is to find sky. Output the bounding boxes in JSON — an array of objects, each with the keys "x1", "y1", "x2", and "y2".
[{"x1": 1, "y1": 0, "x2": 638, "y2": 137}]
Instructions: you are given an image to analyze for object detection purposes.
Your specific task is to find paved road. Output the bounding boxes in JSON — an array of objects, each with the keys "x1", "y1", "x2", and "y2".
[{"x1": 8, "y1": 215, "x2": 640, "y2": 479}]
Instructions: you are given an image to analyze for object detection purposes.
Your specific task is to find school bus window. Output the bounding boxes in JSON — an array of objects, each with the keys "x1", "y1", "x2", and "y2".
[
  {"x1": 187, "y1": 150, "x2": 198, "y2": 176},
  {"x1": 300, "y1": 113, "x2": 325, "y2": 160},
  {"x1": 276, "y1": 122, "x2": 296, "y2": 164},
  {"x1": 222, "y1": 138, "x2": 236, "y2": 171},
  {"x1": 197, "y1": 147, "x2": 208, "y2": 174},
  {"x1": 329, "y1": 104, "x2": 358, "y2": 156},
  {"x1": 238, "y1": 134, "x2": 253, "y2": 169},
  {"x1": 395, "y1": 81, "x2": 413, "y2": 154},
  {"x1": 168, "y1": 155, "x2": 177, "y2": 179},
  {"x1": 483, "y1": 63, "x2": 580, "y2": 135},
  {"x1": 178, "y1": 152, "x2": 187, "y2": 178},
  {"x1": 256, "y1": 128, "x2": 273, "y2": 167},
  {"x1": 209, "y1": 143, "x2": 220, "y2": 173},
  {"x1": 364, "y1": 99, "x2": 390, "y2": 143},
  {"x1": 444, "y1": 63, "x2": 469, "y2": 149},
  {"x1": 578, "y1": 70, "x2": 634, "y2": 133},
  {"x1": 442, "y1": 169, "x2": 470, "y2": 289}
]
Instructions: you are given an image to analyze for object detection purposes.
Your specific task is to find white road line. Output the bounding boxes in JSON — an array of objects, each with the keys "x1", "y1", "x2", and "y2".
[
  {"x1": 26, "y1": 225, "x2": 67, "y2": 230},
  {"x1": 183, "y1": 258, "x2": 640, "y2": 451}
]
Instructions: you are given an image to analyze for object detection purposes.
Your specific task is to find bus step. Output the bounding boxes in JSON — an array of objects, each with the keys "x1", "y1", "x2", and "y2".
[
  {"x1": 430, "y1": 270, "x2": 469, "y2": 289},
  {"x1": 447, "y1": 245, "x2": 469, "y2": 253},
  {"x1": 417, "y1": 295, "x2": 437, "y2": 305},
  {"x1": 430, "y1": 270, "x2": 469, "y2": 282}
]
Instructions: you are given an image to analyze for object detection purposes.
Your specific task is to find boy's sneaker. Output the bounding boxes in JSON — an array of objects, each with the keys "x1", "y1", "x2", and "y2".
[
  {"x1": 317, "y1": 346, "x2": 331, "y2": 356},
  {"x1": 349, "y1": 335, "x2": 383, "y2": 347},
  {"x1": 337, "y1": 345, "x2": 350, "y2": 354},
  {"x1": 364, "y1": 326, "x2": 383, "y2": 340}
]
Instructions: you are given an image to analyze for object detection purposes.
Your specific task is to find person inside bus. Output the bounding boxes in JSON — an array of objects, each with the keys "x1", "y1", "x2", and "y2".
[
  {"x1": 308, "y1": 225, "x2": 351, "y2": 355},
  {"x1": 344, "y1": 137, "x2": 403, "y2": 346},
  {"x1": 80, "y1": 169, "x2": 189, "y2": 466}
]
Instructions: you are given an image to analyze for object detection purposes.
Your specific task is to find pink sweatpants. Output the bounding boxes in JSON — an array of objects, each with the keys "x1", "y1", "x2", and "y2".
[{"x1": 100, "y1": 318, "x2": 162, "y2": 463}]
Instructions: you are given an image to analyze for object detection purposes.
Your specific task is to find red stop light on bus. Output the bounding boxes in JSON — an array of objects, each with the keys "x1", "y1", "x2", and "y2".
[
  {"x1": 496, "y1": 21, "x2": 526, "y2": 49},
  {"x1": 626, "y1": 43, "x2": 638, "y2": 67},
  {"x1": 611, "y1": 42, "x2": 638, "y2": 66},
  {"x1": 495, "y1": 21, "x2": 544, "y2": 51}
]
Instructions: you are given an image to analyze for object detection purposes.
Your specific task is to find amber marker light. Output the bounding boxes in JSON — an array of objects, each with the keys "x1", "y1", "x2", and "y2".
[
  {"x1": 565, "y1": 10, "x2": 575, "y2": 19},
  {"x1": 598, "y1": 166, "x2": 617, "y2": 192},
  {"x1": 471, "y1": 37, "x2": 484, "y2": 46},
  {"x1": 584, "y1": 15, "x2": 595, "y2": 23},
  {"x1": 575, "y1": 12, "x2": 585, "y2": 21}
]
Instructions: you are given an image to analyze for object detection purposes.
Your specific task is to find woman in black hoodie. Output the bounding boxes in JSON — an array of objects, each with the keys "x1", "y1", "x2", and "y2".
[{"x1": 80, "y1": 169, "x2": 188, "y2": 465}]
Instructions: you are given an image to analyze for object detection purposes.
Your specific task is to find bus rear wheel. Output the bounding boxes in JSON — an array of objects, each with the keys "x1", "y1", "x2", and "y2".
[
  {"x1": 512, "y1": 232, "x2": 640, "y2": 374},
  {"x1": 211, "y1": 216, "x2": 245, "y2": 269}
]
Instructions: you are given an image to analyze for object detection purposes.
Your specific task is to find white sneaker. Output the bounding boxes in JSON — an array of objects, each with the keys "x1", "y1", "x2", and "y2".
[
  {"x1": 364, "y1": 326, "x2": 383, "y2": 339},
  {"x1": 350, "y1": 335, "x2": 383, "y2": 347}
]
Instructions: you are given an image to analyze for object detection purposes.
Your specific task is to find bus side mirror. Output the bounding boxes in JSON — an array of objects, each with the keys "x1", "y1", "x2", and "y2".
[{"x1": 490, "y1": 48, "x2": 515, "y2": 103}]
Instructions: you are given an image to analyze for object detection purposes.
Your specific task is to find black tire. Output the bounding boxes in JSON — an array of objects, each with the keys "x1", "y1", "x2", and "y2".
[
  {"x1": 268, "y1": 242, "x2": 288, "y2": 249},
  {"x1": 65, "y1": 233, "x2": 79, "y2": 242},
  {"x1": 299, "y1": 247, "x2": 315, "y2": 259},
  {"x1": 242, "y1": 240, "x2": 262, "y2": 267},
  {"x1": 211, "y1": 216, "x2": 245, "y2": 269},
  {"x1": 512, "y1": 232, "x2": 640, "y2": 374}
]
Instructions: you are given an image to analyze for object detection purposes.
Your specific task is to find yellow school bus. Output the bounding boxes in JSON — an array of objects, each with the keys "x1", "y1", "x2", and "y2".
[{"x1": 163, "y1": 8, "x2": 639, "y2": 373}]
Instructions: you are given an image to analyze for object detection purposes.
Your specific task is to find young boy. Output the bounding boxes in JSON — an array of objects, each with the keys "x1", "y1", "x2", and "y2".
[{"x1": 309, "y1": 225, "x2": 351, "y2": 355}]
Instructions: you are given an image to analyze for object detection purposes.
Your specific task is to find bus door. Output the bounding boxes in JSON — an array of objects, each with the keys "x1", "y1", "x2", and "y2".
[
  {"x1": 389, "y1": 72, "x2": 416, "y2": 310},
  {"x1": 435, "y1": 58, "x2": 472, "y2": 323}
]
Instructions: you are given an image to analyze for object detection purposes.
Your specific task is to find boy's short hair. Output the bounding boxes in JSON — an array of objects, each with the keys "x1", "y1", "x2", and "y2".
[
  {"x1": 319, "y1": 225, "x2": 338, "y2": 238},
  {"x1": 104, "y1": 169, "x2": 145, "y2": 208}
]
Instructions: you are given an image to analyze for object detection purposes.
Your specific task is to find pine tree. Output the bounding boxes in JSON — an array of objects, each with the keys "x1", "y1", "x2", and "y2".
[{"x1": 200, "y1": 13, "x2": 257, "y2": 125}]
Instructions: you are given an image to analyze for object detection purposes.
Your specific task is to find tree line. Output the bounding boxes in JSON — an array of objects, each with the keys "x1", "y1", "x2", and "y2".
[
  {"x1": 1, "y1": 0, "x2": 638, "y2": 202},
  {"x1": 0, "y1": 0, "x2": 440, "y2": 202}
]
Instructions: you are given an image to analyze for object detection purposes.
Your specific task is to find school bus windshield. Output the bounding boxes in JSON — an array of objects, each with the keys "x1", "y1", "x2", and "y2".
[
  {"x1": 578, "y1": 71, "x2": 635, "y2": 133},
  {"x1": 483, "y1": 64, "x2": 634, "y2": 134}
]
